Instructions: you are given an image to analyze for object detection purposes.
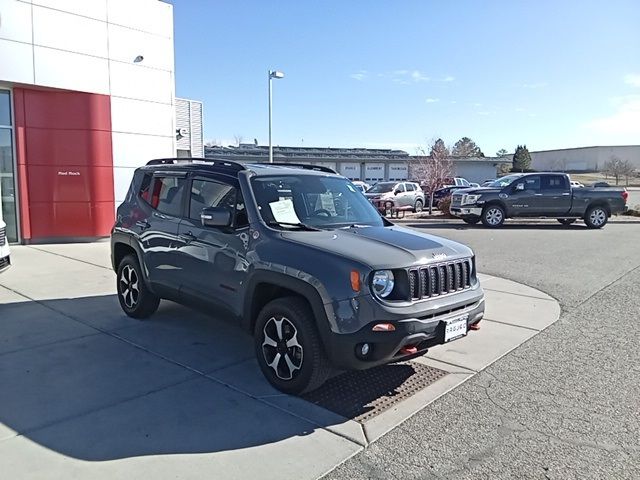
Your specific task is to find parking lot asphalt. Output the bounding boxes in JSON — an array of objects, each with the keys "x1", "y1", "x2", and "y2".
[
  {"x1": 325, "y1": 219, "x2": 640, "y2": 479},
  {"x1": 0, "y1": 242, "x2": 560, "y2": 480}
]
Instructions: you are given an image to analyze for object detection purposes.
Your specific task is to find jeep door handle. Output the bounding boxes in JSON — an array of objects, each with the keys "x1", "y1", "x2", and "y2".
[
  {"x1": 179, "y1": 232, "x2": 197, "y2": 243},
  {"x1": 136, "y1": 220, "x2": 151, "y2": 230}
]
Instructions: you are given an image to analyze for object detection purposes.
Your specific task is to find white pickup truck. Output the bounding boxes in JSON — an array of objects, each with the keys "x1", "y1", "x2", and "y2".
[{"x1": 0, "y1": 219, "x2": 10, "y2": 272}]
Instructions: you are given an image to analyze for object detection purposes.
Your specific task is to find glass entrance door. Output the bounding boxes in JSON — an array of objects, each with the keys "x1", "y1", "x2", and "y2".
[{"x1": 0, "y1": 89, "x2": 18, "y2": 243}]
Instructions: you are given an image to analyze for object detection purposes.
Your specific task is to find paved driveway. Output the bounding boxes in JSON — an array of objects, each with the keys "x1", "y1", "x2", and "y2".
[{"x1": 326, "y1": 220, "x2": 640, "y2": 479}]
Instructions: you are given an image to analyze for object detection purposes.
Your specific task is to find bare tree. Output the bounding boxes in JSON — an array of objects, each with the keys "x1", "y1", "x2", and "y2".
[
  {"x1": 603, "y1": 156, "x2": 634, "y2": 185},
  {"x1": 233, "y1": 134, "x2": 244, "y2": 146},
  {"x1": 414, "y1": 139, "x2": 454, "y2": 214}
]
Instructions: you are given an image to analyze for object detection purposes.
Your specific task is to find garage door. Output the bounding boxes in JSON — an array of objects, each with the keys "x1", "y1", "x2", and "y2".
[
  {"x1": 340, "y1": 163, "x2": 360, "y2": 180},
  {"x1": 364, "y1": 163, "x2": 385, "y2": 182},
  {"x1": 388, "y1": 163, "x2": 408, "y2": 181}
]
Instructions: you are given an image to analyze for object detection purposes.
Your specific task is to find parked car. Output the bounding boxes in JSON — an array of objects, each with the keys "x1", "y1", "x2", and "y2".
[
  {"x1": 365, "y1": 181, "x2": 426, "y2": 212},
  {"x1": 570, "y1": 180, "x2": 584, "y2": 188},
  {"x1": 469, "y1": 182, "x2": 481, "y2": 188},
  {"x1": 446, "y1": 177, "x2": 471, "y2": 188},
  {"x1": 482, "y1": 179, "x2": 496, "y2": 186},
  {"x1": 449, "y1": 173, "x2": 628, "y2": 228},
  {"x1": 111, "y1": 159, "x2": 484, "y2": 394},
  {"x1": 592, "y1": 181, "x2": 611, "y2": 187},
  {"x1": 0, "y1": 219, "x2": 10, "y2": 273},
  {"x1": 351, "y1": 180, "x2": 370, "y2": 194},
  {"x1": 427, "y1": 185, "x2": 461, "y2": 208}
]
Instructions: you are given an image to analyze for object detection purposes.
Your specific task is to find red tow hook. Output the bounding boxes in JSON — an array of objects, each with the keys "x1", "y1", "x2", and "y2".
[
  {"x1": 400, "y1": 346, "x2": 418, "y2": 355},
  {"x1": 469, "y1": 321, "x2": 481, "y2": 331}
]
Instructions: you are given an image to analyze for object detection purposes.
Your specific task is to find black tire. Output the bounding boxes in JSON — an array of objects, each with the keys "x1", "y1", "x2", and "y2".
[
  {"x1": 462, "y1": 216, "x2": 480, "y2": 225},
  {"x1": 481, "y1": 205, "x2": 506, "y2": 228},
  {"x1": 558, "y1": 218, "x2": 576, "y2": 226},
  {"x1": 254, "y1": 296, "x2": 332, "y2": 395},
  {"x1": 116, "y1": 254, "x2": 160, "y2": 319},
  {"x1": 413, "y1": 199, "x2": 424, "y2": 213},
  {"x1": 584, "y1": 206, "x2": 608, "y2": 229}
]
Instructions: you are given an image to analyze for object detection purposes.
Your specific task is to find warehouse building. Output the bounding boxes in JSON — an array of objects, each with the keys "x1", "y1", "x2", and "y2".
[
  {"x1": 205, "y1": 145, "x2": 509, "y2": 184},
  {"x1": 530, "y1": 145, "x2": 640, "y2": 172}
]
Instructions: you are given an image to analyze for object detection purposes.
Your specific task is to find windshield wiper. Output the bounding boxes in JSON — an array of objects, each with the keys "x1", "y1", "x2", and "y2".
[{"x1": 267, "y1": 221, "x2": 322, "y2": 231}]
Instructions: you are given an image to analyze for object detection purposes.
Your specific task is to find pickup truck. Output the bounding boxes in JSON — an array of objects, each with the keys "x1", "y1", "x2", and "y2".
[{"x1": 450, "y1": 173, "x2": 628, "y2": 228}]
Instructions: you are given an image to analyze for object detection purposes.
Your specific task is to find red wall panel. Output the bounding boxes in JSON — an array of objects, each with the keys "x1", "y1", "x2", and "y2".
[{"x1": 13, "y1": 87, "x2": 115, "y2": 241}]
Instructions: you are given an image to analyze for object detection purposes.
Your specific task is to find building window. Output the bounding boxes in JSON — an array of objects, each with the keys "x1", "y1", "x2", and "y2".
[{"x1": 0, "y1": 89, "x2": 17, "y2": 243}]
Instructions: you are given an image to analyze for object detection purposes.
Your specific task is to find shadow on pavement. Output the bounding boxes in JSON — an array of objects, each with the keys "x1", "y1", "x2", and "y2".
[{"x1": 0, "y1": 294, "x2": 409, "y2": 461}]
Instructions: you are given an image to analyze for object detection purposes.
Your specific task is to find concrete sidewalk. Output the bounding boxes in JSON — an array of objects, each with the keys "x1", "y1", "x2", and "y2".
[{"x1": 0, "y1": 243, "x2": 559, "y2": 480}]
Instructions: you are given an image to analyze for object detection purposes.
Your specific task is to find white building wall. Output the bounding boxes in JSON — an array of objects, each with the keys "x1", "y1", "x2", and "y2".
[
  {"x1": 0, "y1": 0, "x2": 176, "y2": 205},
  {"x1": 531, "y1": 146, "x2": 640, "y2": 172}
]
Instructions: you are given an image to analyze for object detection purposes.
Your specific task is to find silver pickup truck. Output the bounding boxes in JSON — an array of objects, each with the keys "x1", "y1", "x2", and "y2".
[{"x1": 450, "y1": 173, "x2": 628, "y2": 228}]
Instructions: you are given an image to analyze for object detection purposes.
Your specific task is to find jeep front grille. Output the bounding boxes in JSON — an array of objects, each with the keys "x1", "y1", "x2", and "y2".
[
  {"x1": 407, "y1": 259, "x2": 472, "y2": 300},
  {"x1": 0, "y1": 226, "x2": 6, "y2": 247}
]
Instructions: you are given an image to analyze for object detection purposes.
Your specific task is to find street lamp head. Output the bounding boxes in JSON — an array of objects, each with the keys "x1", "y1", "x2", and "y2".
[{"x1": 269, "y1": 70, "x2": 285, "y2": 79}]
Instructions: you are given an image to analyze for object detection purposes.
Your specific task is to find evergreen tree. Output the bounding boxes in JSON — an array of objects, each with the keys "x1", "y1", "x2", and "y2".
[
  {"x1": 512, "y1": 145, "x2": 532, "y2": 172},
  {"x1": 452, "y1": 137, "x2": 484, "y2": 157}
]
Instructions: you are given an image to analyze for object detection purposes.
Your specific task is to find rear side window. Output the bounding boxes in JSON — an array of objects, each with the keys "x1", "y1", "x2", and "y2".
[
  {"x1": 150, "y1": 176, "x2": 186, "y2": 217},
  {"x1": 138, "y1": 173, "x2": 153, "y2": 203},
  {"x1": 542, "y1": 175, "x2": 568, "y2": 190},
  {"x1": 406, "y1": 183, "x2": 416, "y2": 191}
]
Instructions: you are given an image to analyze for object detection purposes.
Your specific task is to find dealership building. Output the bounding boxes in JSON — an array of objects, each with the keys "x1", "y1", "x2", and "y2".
[{"x1": 0, "y1": 0, "x2": 204, "y2": 244}]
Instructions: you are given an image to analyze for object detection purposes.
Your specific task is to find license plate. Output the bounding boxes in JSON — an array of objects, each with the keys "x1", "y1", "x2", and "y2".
[{"x1": 444, "y1": 315, "x2": 468, "y2": 342}]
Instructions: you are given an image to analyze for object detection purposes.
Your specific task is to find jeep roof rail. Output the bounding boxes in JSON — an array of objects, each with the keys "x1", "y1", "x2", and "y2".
[
  {"x1": 146, "y1": 157, "x2": 246, "y2": 171},
  {"x1": 265, "y1": 162, "x2": 337, "y2": 174}
]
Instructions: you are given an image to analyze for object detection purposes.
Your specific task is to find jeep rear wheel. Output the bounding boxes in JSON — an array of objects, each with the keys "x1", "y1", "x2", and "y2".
[
  {"x1": 481, "y1": 205, "x2": 505, "y2": 228},
  {"x1": 254, "y1": 297, "x2": 331, "y2": 394},
  {"x1": 117, "y1": 254, "x2": 160, "y2": 319}
]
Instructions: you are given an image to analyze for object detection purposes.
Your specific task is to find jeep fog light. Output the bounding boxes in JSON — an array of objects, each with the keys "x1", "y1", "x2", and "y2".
[{"x1": 372, "y1": 270, "x2": 394, "y2": 298}]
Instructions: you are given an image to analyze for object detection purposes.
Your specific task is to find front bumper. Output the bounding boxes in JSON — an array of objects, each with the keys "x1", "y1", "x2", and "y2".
[
  {"x1": 450, "y1": 206, "x2": 482, "y2": 217},
  {"x1": 323, "y1": 290, "x2": 485, "y2": 370}
]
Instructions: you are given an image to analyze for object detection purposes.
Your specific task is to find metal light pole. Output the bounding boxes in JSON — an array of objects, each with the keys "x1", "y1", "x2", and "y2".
[{"x1": 268, "y1": 70, "x2": 284, "y2": 163}]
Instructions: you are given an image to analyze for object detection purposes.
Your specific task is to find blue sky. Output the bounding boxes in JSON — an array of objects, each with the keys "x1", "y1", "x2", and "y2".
[{"x1": 171, "y1": 0, "x2": 640, "y2": 154}]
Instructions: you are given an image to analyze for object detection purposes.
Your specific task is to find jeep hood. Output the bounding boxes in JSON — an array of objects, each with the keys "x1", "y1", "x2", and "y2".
[{"x1": 281, "y1": 225, "x2": 473, "y2": 270}]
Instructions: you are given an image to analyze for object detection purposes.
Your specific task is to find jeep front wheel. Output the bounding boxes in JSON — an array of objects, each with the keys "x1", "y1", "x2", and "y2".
[
  {"x1": 481, "y1": 205, "x2": 505, "y2": 228},
  {"x1": 254, "y1": 296, "x2": 331, "y2": 395}
]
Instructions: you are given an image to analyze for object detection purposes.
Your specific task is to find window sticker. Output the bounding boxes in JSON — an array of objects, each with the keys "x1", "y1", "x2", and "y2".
[{"x1": 269, "y1": 199, "x2": 301, "y2": 224}]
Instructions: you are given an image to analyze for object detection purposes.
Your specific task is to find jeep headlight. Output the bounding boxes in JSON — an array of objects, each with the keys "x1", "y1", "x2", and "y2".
[
  {"x1": 372, "y1": 270, "x2": 395, "y2": 298},
  {"x1": 462, "y1": 194, "x2": 481, "y2": 205}
]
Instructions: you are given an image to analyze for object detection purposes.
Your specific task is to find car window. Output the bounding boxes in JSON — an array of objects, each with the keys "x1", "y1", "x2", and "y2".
[
  {"x1": 189, "y1": 178, "x2": 235, "y2": 219},
  {"x1": 395, "y1": 183, "x2": 405, "y2": 193},
  {"x1": 459, "y1": 178, "x2": 470, "y2": 187},
  {"x1": 515, "y1": 176, "x2": 540, "y2": 191},
  {"x1": 406, "y1": 183, "x2": 416, "y2": 191},
  {"x1": 151, "y1": 176, "x2": 186, "y2": 217},
  {"x1": 542, "y1": 175, "x2": 568, "y2": 191},
  {"x1": 138, "y1": 173, "x2": 153, "y2": 204}
]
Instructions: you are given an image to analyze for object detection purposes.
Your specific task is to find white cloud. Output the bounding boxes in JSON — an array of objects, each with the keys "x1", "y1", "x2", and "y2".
[
  {"x1": 477, "y1": 111, "x2": 491, "y2": 116},
  {"x1": 440, "y1": 75, "x2": 455, "y2": 82},
  {"x1": 585, "y1": 95, "x2": 640, "y2": 136},
  {"x1": 410, "y1": 70, "x2": 430, "y2": 82},
  {"x1": 472, "y1": 102, "x2": 483, "y2": 108},
  {"x1": 425, "y1": 98, "x2": 439, "y2": 103},
  {"x1": 393, "y1": 69, "x2": 409, "y2": 75},
  {"x1": 521, "y1": 82, "x2": 548, "y2": 89},
  {"x1": 624, "y1": 73, "x2": 640, "y2": 87},
  {"x1": 515, "y1": 107, "x2": 526, "y2": 112},
  {"x1": 349, "y1": 71, "x2": 368, "y2": 81},
  {"x1": 450, "y1": 100, "x2": 457, "y2": 104}
]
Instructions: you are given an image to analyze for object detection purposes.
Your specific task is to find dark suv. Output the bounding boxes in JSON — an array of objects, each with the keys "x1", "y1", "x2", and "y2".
[{"x1": 111, "y1": 159, "x2": 485, "y2": 394}]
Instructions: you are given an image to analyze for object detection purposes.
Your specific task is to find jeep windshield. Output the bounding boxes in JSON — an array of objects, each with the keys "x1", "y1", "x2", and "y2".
[
  {"x1": 366, "y1": 182, "x2": 396, "y2": 194},
  {"x1": 252, "y1": 175, "x2": 384, "y2": 229}
]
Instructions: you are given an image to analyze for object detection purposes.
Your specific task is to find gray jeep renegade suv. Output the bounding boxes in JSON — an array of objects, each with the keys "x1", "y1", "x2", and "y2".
[{"x1": 111, "y1": 159, "x2": 485, "y2": 394}]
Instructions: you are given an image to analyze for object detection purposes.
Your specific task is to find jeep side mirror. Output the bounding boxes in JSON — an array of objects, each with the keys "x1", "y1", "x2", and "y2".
[
  {"x1": 201, "y1": 207, "x2": 232, "y2": 228},
  {"x1": 515, "y1": 183, "x2": 525, "y2": 192}
]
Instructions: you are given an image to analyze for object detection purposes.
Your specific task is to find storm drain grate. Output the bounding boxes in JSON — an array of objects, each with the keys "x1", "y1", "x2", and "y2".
[{"x1": 302, "y1": 362, "x2": 447, "y2": 423}]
